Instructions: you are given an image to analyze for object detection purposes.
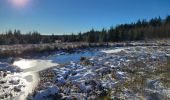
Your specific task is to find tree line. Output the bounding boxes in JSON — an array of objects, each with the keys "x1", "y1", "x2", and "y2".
[
  {"x1": 0, "y1": 16, "x2": 170, "y2": 45},
  {"x1": 0, "y1": 31, "x2": 57, "y2": 45}
]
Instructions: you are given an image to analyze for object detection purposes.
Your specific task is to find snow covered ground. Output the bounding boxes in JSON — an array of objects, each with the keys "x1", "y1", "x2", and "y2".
[
  {"x1": 101, "y1": 48, "x2": 125, "y2": 54},
  {"x1": 0, "y1": 59, "x2": 58, "y2": 100},
  {"x1": 31, "y1": 46, "x2": 170, "y2": 100},
  {"x1": 0, "y1": 62, "x2": 24, "y2": 100},
  {"x1": 1, "y1": 46, "x2": 170, "y2": 100}
]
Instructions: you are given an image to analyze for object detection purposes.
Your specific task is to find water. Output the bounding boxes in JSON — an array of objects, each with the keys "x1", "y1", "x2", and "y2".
[
  {"x1": 47, "y1": 50, "x2": 101, "y2": 64},
  {"x1": 13, "y1": 59, "x2": 58, "y2": 72},
  {"x1": 12, "y1": 47, "x2": 123, "y2": 100},
  {"x1": 11, "y1": 49, "x2": 101, "y2": 100}
]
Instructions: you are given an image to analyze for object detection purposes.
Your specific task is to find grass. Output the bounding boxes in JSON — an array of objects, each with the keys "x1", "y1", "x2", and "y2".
[
  {"x1": 113, "y1": 56, "x2": 170, "y2": 99},
  {"x1": 150, "y1": 58, "x2": 170, "y2": 88}
]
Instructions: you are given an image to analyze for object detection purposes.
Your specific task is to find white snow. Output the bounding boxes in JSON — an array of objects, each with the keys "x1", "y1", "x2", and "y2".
[
  {"x1": 2, "y1": 45, "x2": 170, "y2": 99},
  {"x1": 101, "y1": 48, "x2": 125, "y2": 54},
  {"x1": 34, "y1": 86, "x2": 59, "y2": 100}
]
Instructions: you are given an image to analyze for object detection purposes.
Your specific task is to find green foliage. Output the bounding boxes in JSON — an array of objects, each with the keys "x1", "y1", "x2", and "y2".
[{"x1": 82, "y1": 15, "x2": 170, "y2": 42}]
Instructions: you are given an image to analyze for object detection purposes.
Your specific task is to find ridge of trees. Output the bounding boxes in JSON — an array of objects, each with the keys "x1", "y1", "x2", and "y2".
[{"x1": 0, "y1": 16, "x2": 170, "y2": 45}]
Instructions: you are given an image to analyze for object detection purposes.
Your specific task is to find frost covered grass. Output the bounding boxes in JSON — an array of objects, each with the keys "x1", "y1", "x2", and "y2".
[
  {"x1": 0, "y1": 43, "x2": 106, "y2": 58},
  {"x1": 30, "y1": 46, "x2": 170, "y2": 100},
  {"x1": 155, "y1": 60, "x2": 170, "y2": 88},
  {"x1": 1, "y1": 43, "x2": 170, "y2": 100}
]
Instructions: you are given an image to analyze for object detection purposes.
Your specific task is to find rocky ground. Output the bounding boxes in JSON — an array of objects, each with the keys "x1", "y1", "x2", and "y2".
[{"x1": 30, "y1": 46, "x2": 170, "y2": 100}]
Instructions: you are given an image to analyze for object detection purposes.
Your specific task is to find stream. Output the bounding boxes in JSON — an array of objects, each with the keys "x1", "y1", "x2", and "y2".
[
  {"x1": 12, "y1": 48, "x2": 103, "y2": 100},
  {"x1": 5, "y1": 46, "x2": 170, "y2": 99}
]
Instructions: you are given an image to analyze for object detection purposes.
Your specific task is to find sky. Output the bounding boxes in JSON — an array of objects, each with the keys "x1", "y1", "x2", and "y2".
[{"x1": 0, "y1": 0, "x2": 170, "y2": 35}]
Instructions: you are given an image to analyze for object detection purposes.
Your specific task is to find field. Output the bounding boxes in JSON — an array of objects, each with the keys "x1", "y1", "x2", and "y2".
[{"x1": 0, "y1": 41, "x2": 170, "y2": 100}]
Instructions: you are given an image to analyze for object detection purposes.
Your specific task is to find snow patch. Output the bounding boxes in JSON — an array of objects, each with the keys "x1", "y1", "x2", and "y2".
[{"x1": 101, "y1": 48, "x2": 125, "y2": 54}]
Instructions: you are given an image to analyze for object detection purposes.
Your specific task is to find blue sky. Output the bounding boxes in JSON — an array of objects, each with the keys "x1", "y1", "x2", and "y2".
[{"x1": 0, "y1": 0, "x2": 170, "y2": 35}]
